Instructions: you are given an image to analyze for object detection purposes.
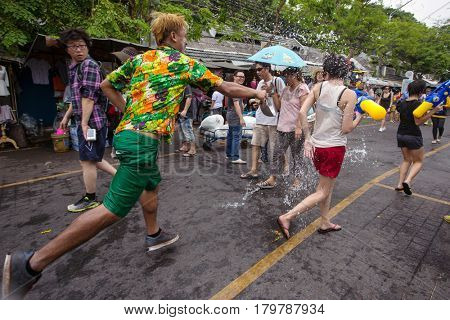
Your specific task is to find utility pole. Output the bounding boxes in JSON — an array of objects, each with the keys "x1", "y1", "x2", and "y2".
[{"x1": 388, "y1": 0, "x2": 414, "y2": 21}]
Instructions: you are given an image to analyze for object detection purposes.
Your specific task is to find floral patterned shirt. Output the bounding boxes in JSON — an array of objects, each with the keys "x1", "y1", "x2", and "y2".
[{"x1": 106, "y1": 46, "x2": 223, "y2": 140}]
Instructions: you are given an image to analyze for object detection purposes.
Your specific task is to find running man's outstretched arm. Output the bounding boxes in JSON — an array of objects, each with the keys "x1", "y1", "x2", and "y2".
[{"x1": 217, "y1": 81, "x2": 266, "y2": 100}]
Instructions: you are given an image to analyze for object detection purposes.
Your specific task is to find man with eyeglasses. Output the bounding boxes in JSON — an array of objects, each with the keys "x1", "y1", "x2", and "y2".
[
  {"x1": 59, "y1": 28, "x2": 116, "y2": 213},
  {"x1": 240, "y1": 62, "x2": 285, "y2": 180}
]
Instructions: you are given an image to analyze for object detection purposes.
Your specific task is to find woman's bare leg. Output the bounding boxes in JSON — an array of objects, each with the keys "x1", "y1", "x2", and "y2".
[
  {"x1": 397, "y1": 147, "x2": 411, "y2": 189},
  {"x1": 278, "y1": 175, "x2": 334, "y2": 237}
]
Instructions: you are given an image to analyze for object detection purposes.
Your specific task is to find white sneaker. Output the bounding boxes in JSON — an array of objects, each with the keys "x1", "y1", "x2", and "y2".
[
  {"x1": 432, "y1": 140, "x2": 437, "y2": 144},
  {"x1": 437, "y1": 139, "x2": 441, "y2": 143},
  {"x1": 378, "y1": 128, "x2": 384, "y2": 132},
  {"x1": 231, "y1": 159, "x2": 246, "y2": 164}
]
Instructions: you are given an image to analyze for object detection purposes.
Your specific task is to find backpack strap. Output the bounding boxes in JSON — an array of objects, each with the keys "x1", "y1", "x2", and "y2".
[
  {"x1": 76, "y1": 58, "x2": 109, "y2": 112},
  {"x1": 273, "y1": 76, "x2": 279, "y2": 94},
  {"x1": 76, "y1": 58, "x2": 105, "y2": 83}
]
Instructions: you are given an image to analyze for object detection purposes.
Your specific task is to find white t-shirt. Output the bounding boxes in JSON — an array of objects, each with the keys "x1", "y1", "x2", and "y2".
[
  {"x1": 256, "y1": 77, "x2": 285, "y2": 126},
  {"x1": 211, "y1": 91, "x2": 224, "y2": 109}
]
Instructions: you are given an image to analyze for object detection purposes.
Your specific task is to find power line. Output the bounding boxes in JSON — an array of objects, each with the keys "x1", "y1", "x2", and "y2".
[
  {"x1": 388, "y1": 0, "x2": 415, "y2": 20},
  {"x1": 421, "y1": 1, "x2": 450, "y2": 21}
]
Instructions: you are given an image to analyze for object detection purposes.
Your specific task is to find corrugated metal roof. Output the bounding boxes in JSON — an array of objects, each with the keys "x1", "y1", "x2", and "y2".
[{"x1": 185, "y1": 47, "x2": 251, "y2": 63}]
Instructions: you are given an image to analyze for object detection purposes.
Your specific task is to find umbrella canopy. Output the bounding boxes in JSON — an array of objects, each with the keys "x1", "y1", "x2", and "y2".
[{"x1": 248, "y1": 45, "x2": 306, "y2": 68}]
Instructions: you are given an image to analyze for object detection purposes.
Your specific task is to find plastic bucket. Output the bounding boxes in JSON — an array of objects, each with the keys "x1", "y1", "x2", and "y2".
[{"x1": 51, "y1": 133, "x2": 70, "y2": 153}]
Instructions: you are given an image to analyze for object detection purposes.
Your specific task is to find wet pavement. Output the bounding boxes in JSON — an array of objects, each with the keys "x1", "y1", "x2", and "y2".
[{"x1": 0, "y1": 120, "x2": 449, "y2": 300}]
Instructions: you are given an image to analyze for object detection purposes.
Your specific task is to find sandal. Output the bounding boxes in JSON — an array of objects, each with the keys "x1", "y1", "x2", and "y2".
[
  {"x1": 182, "y1": 152, "x2": 196, "y2": 157},
  {"x1": 402, "y1": 182, "x2": 412, "y2": 196},
  {"x1": 256, "y1": 181, "x2": 276, "y2": 189},
  {"x1": 318, "y1": 223, "x2": 342, "y2": 234},
  {"x1": 240, "y1": 172, "x2": 259, "y2": 179},
  {"x1": 394, "y1": 187, "x2": 404, "y2": 191},
  {"x1": 277, "y1": 217, "x2": 290, "y2": 239}
]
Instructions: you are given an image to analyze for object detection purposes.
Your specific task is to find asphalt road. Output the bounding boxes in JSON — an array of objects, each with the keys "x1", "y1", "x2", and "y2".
[{"x1": 0, "y1": 120, "x2": 449, "y2": 300}]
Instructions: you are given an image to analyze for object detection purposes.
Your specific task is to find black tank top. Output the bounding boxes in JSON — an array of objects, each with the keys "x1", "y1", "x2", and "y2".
[{"x1": 380, "y1": 93, "x2": 392, "y2": 109}]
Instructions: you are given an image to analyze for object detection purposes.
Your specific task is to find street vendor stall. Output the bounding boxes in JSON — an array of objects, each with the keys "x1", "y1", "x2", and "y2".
[
  {"x1": 0, "y1": 55, "x2": 26, "y2": 148},
  {"x1": 16, "y1": 34, "x2": 148, "y2": 147}
]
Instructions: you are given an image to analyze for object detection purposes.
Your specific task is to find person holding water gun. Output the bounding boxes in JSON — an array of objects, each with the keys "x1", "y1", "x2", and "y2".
[{"x1": 395, "y1": 80, "x2": 444, "y2": 196}]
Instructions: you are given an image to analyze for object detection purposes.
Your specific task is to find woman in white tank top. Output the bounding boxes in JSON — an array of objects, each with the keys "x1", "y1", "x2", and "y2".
[{"x1": 277, "y1": 54, "x2": 363, "y2": 239}]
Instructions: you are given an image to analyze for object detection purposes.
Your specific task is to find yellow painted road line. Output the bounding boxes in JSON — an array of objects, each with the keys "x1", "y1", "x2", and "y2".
[
  {"x1": 210, "y1": 143, "x2": 450, "y2": 300},
  {"x1": 0, "y1": 146, "x2": 39, "y2": 153},
  {"x1": 358, "y1": 123, "x2": 378, "y2": 127},
  {"x1": 0, "y1": 152, "x2": 178, "y2": 189},
  {"x1": 376, "y1": 183, "x2": 450, "y2": 206},
  {"x1": 211, "y1": 168, "x2": 399, "y2": 300},
  {"x1": 424, "y1": 142, "x2": 450, "y2": 158},
  {"x1": 0, "y1": 170, "x2": 83, "y2": 190}
]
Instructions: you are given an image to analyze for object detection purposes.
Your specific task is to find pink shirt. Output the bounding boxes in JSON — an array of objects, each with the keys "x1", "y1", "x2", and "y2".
[{"x1": 277, "y1": 83, "x2": 309, "y2": 132}]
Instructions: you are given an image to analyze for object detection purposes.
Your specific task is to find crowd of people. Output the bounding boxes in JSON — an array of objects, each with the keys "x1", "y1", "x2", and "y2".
[{"x1": 2, "y1": 12, "x2": 447, "y2": 300}]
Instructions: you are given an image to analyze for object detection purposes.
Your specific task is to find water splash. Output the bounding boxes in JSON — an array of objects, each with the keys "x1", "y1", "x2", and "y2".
[
  {"x1": 242, "y1": 184, "x2": 262, "y2": 201},
  {"x1": 344, "y1": 148, "x2": 368, "y2": 163},
  {"x1": 220, "y1": 202, "x2": 245, "y2": 209}
]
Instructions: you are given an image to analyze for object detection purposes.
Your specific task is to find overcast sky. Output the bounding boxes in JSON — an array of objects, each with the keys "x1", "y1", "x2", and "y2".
[{"x1": 382, "y1": 0, "x2": 450, "y2": 26}]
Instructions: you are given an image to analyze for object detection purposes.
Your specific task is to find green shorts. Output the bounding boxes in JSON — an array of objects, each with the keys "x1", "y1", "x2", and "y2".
[{"x1": 103, "y1": 130, "x2": 161, "y2": 218}]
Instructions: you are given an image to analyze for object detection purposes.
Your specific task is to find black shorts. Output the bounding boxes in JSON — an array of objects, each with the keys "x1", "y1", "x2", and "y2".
[
  {"x1": 77, "y1": 126, "x2": 107, "y2": 162},
  {"x1": 397, "y1": 134, "x2": 423, "y2": 150}
]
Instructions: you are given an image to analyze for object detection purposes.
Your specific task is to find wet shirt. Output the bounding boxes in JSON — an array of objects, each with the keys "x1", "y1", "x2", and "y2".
[
  {"x1": 277, "y1": 83, "x2": 309, "y2": 132},
  {"x1": 397, "y1": 100, "x2": 422, "y2": 137},
  {"x1": 69, "y1": 58, "x2": 107, "y2": 130},
  {"x1": 106, "y1": 46, "x2": 223, "y2": 140}
]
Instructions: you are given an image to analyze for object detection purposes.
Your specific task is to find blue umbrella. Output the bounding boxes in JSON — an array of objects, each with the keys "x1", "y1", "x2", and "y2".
[{"x1": 248, "y1": 45, "x2": 307, "y2": 68}]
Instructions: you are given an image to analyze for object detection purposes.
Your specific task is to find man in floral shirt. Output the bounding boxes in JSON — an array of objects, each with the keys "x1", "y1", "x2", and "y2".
[{"x1": 2, "y1": 13, "x2": 266, "y2": 299}]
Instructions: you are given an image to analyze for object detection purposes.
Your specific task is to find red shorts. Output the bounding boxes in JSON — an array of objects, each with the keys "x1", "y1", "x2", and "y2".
[{"x1": 313, "y1": 146, "x2": 346, "y2": 179}]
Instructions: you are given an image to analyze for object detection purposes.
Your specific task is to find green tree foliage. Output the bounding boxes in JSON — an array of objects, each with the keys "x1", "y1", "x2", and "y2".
[
  {"x1": 0, "y1": 0, "x2": 91, "y2": 54},
  {"x1": 86, "y1": 0, "x2": 150, "y2": 42},
  {"x1": 281, "y1": 0, "x2": 448, "y2": 79},
  {"x1": 0, "y1": 0, "x2": 448, "y2": 79},
  {"x1": 377, "y1": 20, "x2": 449, "y2": 80},
  {"x1": 280, "y1": 0, "x2": 388, "y2": 57}
]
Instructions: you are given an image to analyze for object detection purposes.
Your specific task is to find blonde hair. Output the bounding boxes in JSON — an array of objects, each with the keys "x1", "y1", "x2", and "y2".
[{"x1": 151, "y1": 12, "x2": 188, "y2": 45}]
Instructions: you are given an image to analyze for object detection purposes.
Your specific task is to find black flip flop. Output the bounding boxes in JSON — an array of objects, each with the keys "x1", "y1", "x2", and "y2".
[
  {"x1": 402, "y1": 182, "x2": 412, "y2": 195},
  {"x1": 318, "y1": 224, "x2": 342, "y2": 234},
  {"x1": 394, "y1": 187, "x2": 404, "y2": 191}
]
